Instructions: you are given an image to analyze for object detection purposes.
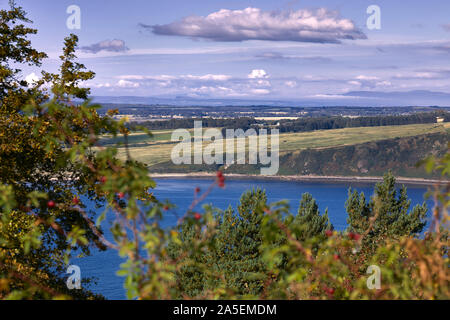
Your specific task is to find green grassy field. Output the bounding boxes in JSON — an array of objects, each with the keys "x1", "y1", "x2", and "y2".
[
  {"x1": 103, "y1": 123, "x2": 450, "y2": 167},
  {"x1": 100, "y1": 129, "x2": 181, "y2": 146}
]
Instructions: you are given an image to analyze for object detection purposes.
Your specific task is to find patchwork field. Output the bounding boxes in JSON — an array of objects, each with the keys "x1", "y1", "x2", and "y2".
[{"x1": 100, "y1": 123, "x2": 450, "y2": 168}]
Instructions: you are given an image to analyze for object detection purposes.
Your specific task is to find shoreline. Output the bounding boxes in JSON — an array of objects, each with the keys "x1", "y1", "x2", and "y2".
[{"x1": 149, "y1": 172, "x2": 448, "y2": 186}]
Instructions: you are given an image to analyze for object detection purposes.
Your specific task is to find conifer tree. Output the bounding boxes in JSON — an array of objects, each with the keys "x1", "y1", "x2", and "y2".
[
  {"x1": 346, "y1": 172, "x2": 427, "y2": 256},
  {"x1": 290, "y1": 193, "x2": 333, "y2": 242},
  {"x1": 224, "y1": 188, "x2": 268, "y2": 295},
  {"x1": 167, "y1": 222, "x2": 208, "y2": 297},
  {"x1": 346, "y1": 172, "x2": 427, "y2": 238},
  {"x1": 168, "y1": 189, "x2": 269, "y2": 297}
]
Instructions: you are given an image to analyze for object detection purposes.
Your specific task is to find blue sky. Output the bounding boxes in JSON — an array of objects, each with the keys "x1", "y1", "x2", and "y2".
[{"x1": 5, "y1": 0, "x2": 450, "y2": 102}]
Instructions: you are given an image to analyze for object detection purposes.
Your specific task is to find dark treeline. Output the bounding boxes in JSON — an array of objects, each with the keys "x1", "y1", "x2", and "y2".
[
  {"x1": 130, "y1": 111, "x2": 449, "y2": 133},
  {"x1": 278, "y1": 111, "x2": 450, "y2": 133},
  {"x1": 131, "y1": 117, "x2": 258, "y2": 131}
]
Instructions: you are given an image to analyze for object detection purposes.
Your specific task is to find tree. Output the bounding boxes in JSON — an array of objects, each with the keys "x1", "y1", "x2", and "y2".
[
  {"x1": 346, "y1": 171, "x2": 427, "y2": 254},
  {"x1": 168, "y1": 189, "x2": 269, "y2": 297},
  {"x1": 0, "y1": 1, "x2": 104, "y2": 299},
  {"x1": 290, "y1": 193, "x2": 333, "y2": 242},
  {"x1": 221, "y1": 189, "x2": 268, "y2": 295},
  {"x1": 42, "y1": 34, "x2": 95, "y2": 101},
  {"x1": 0, "y1": 0, "x2": 47, "y2": 109},
  {"x1": 167, "y1": 219, "x2": 213, "y2": 298}
]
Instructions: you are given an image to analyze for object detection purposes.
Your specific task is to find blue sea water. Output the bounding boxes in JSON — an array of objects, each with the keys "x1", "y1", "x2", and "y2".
[{"x1": 74, "y1": 178, "x2": 433, "y2": 300}]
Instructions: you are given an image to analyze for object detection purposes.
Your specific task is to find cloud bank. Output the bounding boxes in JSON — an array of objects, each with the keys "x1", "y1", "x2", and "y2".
[
  {"x1": 255, "y1": 52, "x2": 333, "y2": 62},
  {"x1": 80, "y1": 39, "x2": 129, "y2": 54},
  {"x1": 142, "y1": 7, "x2": 366, "y2": 43}
]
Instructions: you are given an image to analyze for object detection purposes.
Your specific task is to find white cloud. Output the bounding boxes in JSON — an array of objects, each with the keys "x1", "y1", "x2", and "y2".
[
  {"x1": 183, "y1": 74, "x2": 231, "y2": 81},
  {"x1": 348, "y1": 80, "x2": 361, "y2": 86},
  {"x1": 81, "y1": 39, "x2": 129, "y2": 54},
  {"x1": 348, "y1": 76, "x2": 391, "y2": 89},
  {"x1": 284, "y1": 80, "x2": 297, "y2": 88},
  {"x1": 145, "y1": 7, "x2": 366, "y2": 43},
  {"x1": 191, "y1": 86, "x2": 233, "y2": 94},
  {"x1": 392, "y1": 72, "x2": 443, "y2": 80},
  {"x1": 355, "y1": 75, "x2": 379, "y2": 81},
  {"x1": 255, "y1": 80, "x2": 271, "y2": 87},
  {"x1": 248, "y1": 69, "x2": 269, "y2": 79},
  {"x1": 251, "y1": 88, "x2": 271, "y2": 95},
  {"x1": 25, "y1": 72, "x2": 39, "y2": 87},
  {"x1": 117, "y1": 79, "x2": 140, "y2": 88}
]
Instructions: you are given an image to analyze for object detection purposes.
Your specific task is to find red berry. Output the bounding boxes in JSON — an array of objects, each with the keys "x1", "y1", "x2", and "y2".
[
  {"x1": 163, "y1": 205, "x2": 169, "y2": 211},
  {"x1": 194, "y1": 213, "x2": 202, "y2": 220},
  {"x1": 324, "y1": 287, "x2": 335, "y2": 295},
  {"x1": 195, "y1": 187, "x2": 201, "y2": 194},
  {"x1": 72, "y1": 197, "x2": 80, "y2": 205},
  {"x1": 217, "y1": 172, "x2": 225, "y2": 188},
  {"x1": 47, "y1": 200, "x2": 55, "y2": 208},
  {"x1": 325, "y1": 230, "x2": 333, "y2": 237},
  {"x1": 349, "y1": 232, "x2": 361, "y2": 240},
  {"x1": 100, "y1": 176, "x2": 107, "y2": 184},
  {"x1": 117, "y1": 192, "x2": 125, "y2": 199},
  {"x1": 333, "y1": 254, "x2": 340, "y2": 261},
  {"x1": 328, "y1": 288, "x2": 335, "y2": 295}
]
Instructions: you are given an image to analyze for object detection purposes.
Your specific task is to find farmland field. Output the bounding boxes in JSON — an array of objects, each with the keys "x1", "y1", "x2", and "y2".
[{"x1": 101, "y1": 123, "x2": 450, "y2": 167}]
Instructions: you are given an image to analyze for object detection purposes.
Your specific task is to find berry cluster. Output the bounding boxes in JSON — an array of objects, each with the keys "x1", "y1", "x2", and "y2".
[
  {"x1": 216, "y1": 171, "x2": 225, "y2": 188},
  {"x1": 348, "y1": 232, "x2": 361, "y2": 241}
]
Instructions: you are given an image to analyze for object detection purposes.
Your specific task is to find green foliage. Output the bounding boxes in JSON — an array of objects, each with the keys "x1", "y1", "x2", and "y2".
[
  {"x1": 42, "y1": 34, "x2": 95, "y2": 101},
  {"x1": 169, "y1": 190, "x2": 336, "y2": 298},
  {"x1": 290, "y1": 193, "x2": 332, "y2": 242},
  {"x1": 167, "y1": 221, "x2": 210, "y2": 297},
  {"x1": 346, "y1": 172, "x2": 427, "y2": 240},
  {"x1": 0, "y1": 0, "x2": 48, "y2": 110},
  {"x1": 168, "y1": 189, "x2": 269, "y2": 297},
  {"x1": 0, "y1": 2, "x2": 448, "y2": 301},
  {"x1": 220, "y1": 189, "x2": 268, "y2": 296},
  {"x1": 0, "y1": 1, "x2": 108, "y2": 299}
]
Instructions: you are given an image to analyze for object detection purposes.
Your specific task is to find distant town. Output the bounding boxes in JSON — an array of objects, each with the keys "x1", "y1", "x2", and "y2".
[{"x1": 97, "y1": 103, "x2": 450, "y2": 123}]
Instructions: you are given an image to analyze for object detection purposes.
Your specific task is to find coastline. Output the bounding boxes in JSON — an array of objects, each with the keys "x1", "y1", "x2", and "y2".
[{"x1": 149, "y1": 172, "x2": 448, "y2": 186}]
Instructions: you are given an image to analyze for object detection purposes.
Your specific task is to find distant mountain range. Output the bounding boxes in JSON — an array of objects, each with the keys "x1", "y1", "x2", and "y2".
[
  {"x1": 91, "y1": 90, "x2": 450, "y2": 107},
  {"x1": 342, "y1": 90, "x2": 450, "y2": 106}
]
